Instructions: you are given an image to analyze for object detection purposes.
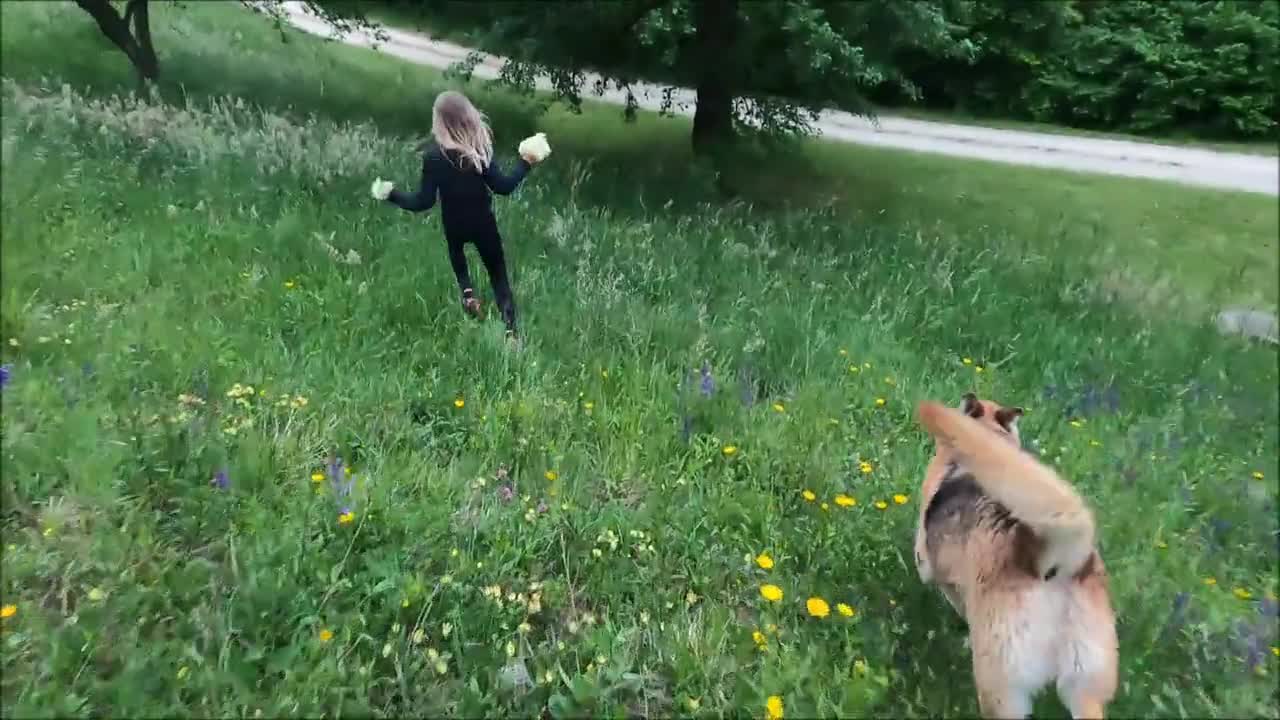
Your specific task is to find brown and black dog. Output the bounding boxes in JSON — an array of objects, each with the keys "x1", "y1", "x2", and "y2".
[{"x1": 913, "y1": 394, "x2": 1118, "y2": 719}]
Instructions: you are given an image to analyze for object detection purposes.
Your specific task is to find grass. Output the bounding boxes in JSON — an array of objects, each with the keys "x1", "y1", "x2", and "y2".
[{"x1": 1, "y1": 1, "x2": 1278, "y2": 717}]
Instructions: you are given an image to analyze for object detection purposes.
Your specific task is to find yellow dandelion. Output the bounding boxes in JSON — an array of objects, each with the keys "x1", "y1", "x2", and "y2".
[
  {"x1": 319, "y1": 628, "x2": 334, "y2": 642},
  {"x1": 975, "y1": 366, "x2": 985, "y2": 373},
  {"x1": 875, "y1": 398, "x2": 886, "y2": 407},
  {"x1": 802, "y1": 489, "x2": 816, "y2": 502},
  {"x1": 756, "y1": 553, "x2": 774, "y2": 570},
  {"x1": 835, "y1": 494, "x2": 856, "y2": 507},
  {"x1": 806, "y1": 597, "x2": 830, "y2": 618},
  {"x1": 454, "y1": 398, "x2": 465, "y2": 409},
  {"x1": 848, "y1": 365, "x2": 860, "y2": 374},
  {"x1": 1204, "y1": 577, "x2": 1217, "y2": 586},
  {"x1": 772, "y1": 403, "x2": 785, "y2": 413},
  {"x1": 874, "y1": 500, "x2": 888, "y2": 510},
  {"x1": 338, "y1": 511, "x2": 355, "y2": 525},
  {"x1": 837, "y1": 603, "x2": 855, "y2": 617},
  {"x1": 766, "y1": 695, "x2": 784, "y2": 720},
  {"x1": 1234, "y1": 587, "x2": 1253, "y2": 600},
  {"x1": 284, "y1": 280, "x2": 296, "y2": 289},
  {"x1": 821, "y1": 502, "x2": 829, "y2": 511},
  {"x1": 760, "y1": 584, "x2": 783, "y2": 602},
  {"x1": 310, "y1": 472, "x2": 324, "y2": 483},
  {"x1": 1253, "y1": 471, "x2": 1265, "y2": 480},
  {"x1": 893, "y1": 494, "x2": 909, "y2": 505},
  {"x1": 722, "y1": 445, "x2": 738, "y2": 456},
  {"x1": 545, "y1": 470, "x2": 559, "y2": 482},
  {"x1": 752, "y1": 629, "x2": 767, "y2": 646},
  {"x1": 962, "y1": 357, "x2": 972, "y2": 365},
  {"x1": 860, "y1": 462, "x2": 874, "y2": 474},
  {"x1": 1272, "y1": 646, "x2": 1279, "y2": 657},
  {"x1": 583, "y1": 401, "x2": 594, "y2": 411},
  {"x1": 1, "y1": 604, "x2": 15, "y2": 619}
]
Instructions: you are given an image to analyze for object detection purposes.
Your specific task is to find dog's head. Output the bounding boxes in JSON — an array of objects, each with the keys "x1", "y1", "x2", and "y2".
[{"x1": 957, "y1": 392, "x2": 1024, "y2": 446}]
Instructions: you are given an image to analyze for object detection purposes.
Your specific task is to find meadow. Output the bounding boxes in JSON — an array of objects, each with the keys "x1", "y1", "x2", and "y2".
[{"x1": 1, "y1": 1, "x2": 1277, "y2": 718}]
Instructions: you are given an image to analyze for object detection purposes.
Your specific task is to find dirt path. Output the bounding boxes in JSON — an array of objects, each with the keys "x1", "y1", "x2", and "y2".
[{"x1": 280, "y1": 1, "x2": 1278, "y2": 197}]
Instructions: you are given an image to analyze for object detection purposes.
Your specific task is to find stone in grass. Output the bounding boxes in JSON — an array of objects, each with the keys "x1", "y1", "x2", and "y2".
[
  {"x1": 1215, "y1": 307, "x2": 1279, "y2": 344},
  {"x1": 499, "y1": 659, "x2": 534, "y2": 693}
]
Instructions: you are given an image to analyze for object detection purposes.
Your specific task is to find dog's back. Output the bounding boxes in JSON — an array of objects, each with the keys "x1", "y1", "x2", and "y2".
[{"x1": 915, "y1": 396, "x2": 1118, "y2": 719}]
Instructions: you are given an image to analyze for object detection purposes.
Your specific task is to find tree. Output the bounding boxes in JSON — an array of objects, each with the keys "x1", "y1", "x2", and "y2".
[
  {"x1": 72, "y1": 0, "x2": 386, "y2": 87},
  {"x1": 406, "y1": 0, "x2": 982, "y2": 155}
]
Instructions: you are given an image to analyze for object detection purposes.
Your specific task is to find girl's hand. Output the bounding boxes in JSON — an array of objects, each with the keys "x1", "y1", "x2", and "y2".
[
  {"x1": 518, "y1": 133, "x2": 551, "y2": 164},
  {"x1": 371, "y1": 178, "x2": 395, "y2": 200}
]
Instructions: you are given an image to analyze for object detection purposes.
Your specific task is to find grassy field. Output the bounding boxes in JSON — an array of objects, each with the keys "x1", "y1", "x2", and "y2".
[{"x1": 2, "y1": 1, "x2": 1278, "y2": 718}]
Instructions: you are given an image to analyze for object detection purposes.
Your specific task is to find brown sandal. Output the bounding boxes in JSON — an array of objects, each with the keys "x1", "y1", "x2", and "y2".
[{"x1": 461, "y1": 289, "x2": 484, "y2": 320}]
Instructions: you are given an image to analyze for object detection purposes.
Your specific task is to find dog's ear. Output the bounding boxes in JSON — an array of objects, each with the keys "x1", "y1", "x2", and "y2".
[
  {"x1": 960, "y1": 392, "x2": 983, "y2": 419},
  {"x1": 994, "y1": 406, "x2": 1024, "y2": 431}
]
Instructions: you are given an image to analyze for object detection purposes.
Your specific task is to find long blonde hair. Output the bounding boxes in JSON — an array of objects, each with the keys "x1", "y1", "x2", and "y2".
[{"x1": 431, "y1": 91, "x2": 493, "y2": 173}]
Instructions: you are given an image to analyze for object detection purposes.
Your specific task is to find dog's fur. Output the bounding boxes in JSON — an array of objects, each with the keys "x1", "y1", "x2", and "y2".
[{"x1": 913, "y1": 394, "x2": 1118, "y2": 719}]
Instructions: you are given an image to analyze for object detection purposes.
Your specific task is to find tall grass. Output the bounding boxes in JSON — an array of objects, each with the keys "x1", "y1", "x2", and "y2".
[{"x1": 1, "y1": 2, "x2": 1276, "y2": 717}]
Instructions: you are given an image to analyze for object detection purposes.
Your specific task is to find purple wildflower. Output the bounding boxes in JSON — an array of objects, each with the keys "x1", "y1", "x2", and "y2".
[
  {"x1": 327, "y1": 455, "x2": 355, "y2": 513},
  {"x1": 210, "y1": 469, "x2": 230, "y2": 490},
  {"x1": 699, "y1": 362, "x2": 715, "y2": 398},
  {"x1": 498, "y1": 485, "x2": 515, "y2": 503},
  {"x1": 537, "y1": 499, "x2": 548, "y2": 514},
  {"x1": 0, "y1": 364, "x2": 9, "y2": 390}
]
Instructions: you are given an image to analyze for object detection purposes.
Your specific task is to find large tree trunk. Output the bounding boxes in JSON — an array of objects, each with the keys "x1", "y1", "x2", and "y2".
[
  {"x1": 74, "y1": 0, "x2": 159, "y2": 86},
  {"x1": 690, "y1": 0, "x2": 738, "y2": 156}
]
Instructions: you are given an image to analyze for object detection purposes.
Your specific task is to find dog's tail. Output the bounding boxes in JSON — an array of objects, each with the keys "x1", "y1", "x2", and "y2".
[{"x1": 918, "y1": 401, "x2": 1096, "y2": 579}]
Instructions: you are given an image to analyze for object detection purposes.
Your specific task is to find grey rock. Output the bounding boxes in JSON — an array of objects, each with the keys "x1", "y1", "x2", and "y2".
[{"x1": 1216, "y1": 308, "x2": 1279, "y2": 344}]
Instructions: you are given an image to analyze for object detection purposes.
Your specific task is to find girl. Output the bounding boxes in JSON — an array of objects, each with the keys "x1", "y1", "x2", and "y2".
[{"x1": 377, "y1": 91, "x2": 543, "y2": 340}]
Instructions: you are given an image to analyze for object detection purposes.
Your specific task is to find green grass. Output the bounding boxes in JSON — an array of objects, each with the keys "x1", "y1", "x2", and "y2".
[{"x1": 2, "y1": 1, "x2": 1278, "y2": 717}]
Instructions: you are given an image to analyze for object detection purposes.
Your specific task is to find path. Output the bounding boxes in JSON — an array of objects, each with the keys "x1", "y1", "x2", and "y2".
[{"x1": 279, "y1": 1, "x2": 1278, "y2": 196}]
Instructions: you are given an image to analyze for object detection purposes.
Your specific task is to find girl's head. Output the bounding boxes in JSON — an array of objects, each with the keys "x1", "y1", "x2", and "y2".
[{"x1": 432, "y1": 91, "x2": 493, "y2": 173}]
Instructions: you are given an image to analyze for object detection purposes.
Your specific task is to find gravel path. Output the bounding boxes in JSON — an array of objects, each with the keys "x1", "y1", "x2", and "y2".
[{"x1": 280, "y1": 1, "x2": 1278, "y2": 196}]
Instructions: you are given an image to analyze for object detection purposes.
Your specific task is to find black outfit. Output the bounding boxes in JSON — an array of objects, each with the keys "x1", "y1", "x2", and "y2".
[{"x1": 387, "y1": 145, "x2": 531, "y2": 334}]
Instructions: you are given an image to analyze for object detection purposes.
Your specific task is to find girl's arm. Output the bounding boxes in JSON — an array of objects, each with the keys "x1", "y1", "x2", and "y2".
[
  {"x1": 483, "y1": 157, "x2": 531, "y2": 196},
  {"x1": 387, "y1": 155, "x2": 438, "y2": 212}
]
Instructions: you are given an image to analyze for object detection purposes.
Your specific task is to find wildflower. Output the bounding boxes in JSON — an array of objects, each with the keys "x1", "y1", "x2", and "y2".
[
  {"x1": 893, "y1": 494, "x2": 909, "y2": 505},
  {"x1": 1, "y1": 604, "x2": 16, "y2": 619},
  {"x1": 806, "y1": 597, "x2": 830, "y2": 618},
  {"x1": 821, "y1": 502, "x2": 829, "y2": 511},
  {"x1": 875, "y1": 398, "x2": 886, "y2": 407},
  {"x1": 722, "y1": 445, "x2": 737, "y2": 456},
  {"x1": 291, "y1": 395, "x2": 308, "y2": 409},
  {"x1": 1273, "y1": 647, "x2": 1279, "y2": 657},
  {"x1": 1203, "y1": 577, "x2": 1217, "y2": 586},
  {"x1": 583, "y1": 401, "x2": 594, "y2": 411},
  {"x1": 835, "y1": 494, "x2": 856, "y2": 507},
  {"x1": 975, "y1": 366, "x2": 985, "y2": 373},
  {"x1": 211, "y1": 469, "x2": 230, "y2": 491},
  {"x1": 699, "y1": 362, "x2": 715, "y2": 397},
  {"x1": 883, "y1": 377, "x2": 895, "y2": 386},
  {"x1": 545, "y1": 470, "x2": 558, "y2": 482},
  {"x1": 962, "y1": 357, "x2": 972, "y2": 365},
  {"x1": 506, "y1": 641, "x2": 516, "y2": 657},
  {"x1": 860, "y1": 462, "x2": 874, "y2": 474},
  {"x1": 874, "y1": 501, "x2": 888, "y2": 510},
  {"x1": 319, "y1": 628, "x2": 334, "y2": 642},
  {"x1": 760, "y1": 584, "x2": 783, "y2": 602},
  {"x1": 87, "y1": 587, "x2": 106, "y2": 602},
  {"x1": 756, "y1": 553, "x2": 774, "y2": 570},
  {"x1": 338, "y1": 510, "x2": 355, "y2": 525},
  {"x1": 284, "y1": 280, "x2": 296, "y2": 289},
  {"x1": 1234, "y1": 588, "x2": 1253, "y2": 600},
  {"x1": 434, "y1": 659, "x2": 448, "y2": 675},
  {"x1": 686, "y1": 591, "x2": 699, "y2": 606},
  {"x1": 6, "y1": 338, "x2": 16, "y2": 347},
  {"x1": 1070, "y1": 420, "x2": 1084, "y2": 428},
  {"x1": 773, "y1": 403, "x2": 785, "y2": 413},
  {"x1": 837, "y1": 603, "x2": 855, "y2": 617},
  {"x1": 0, "y1": 364, "x2": 10, "y2": 390},
  {"x1": 801, "y1": 489, "x2": 816, "y2": 502},
  {"x1": 1089, "y1": 439, "x2": 1101, "y2": 447},
  {"x1": 442, "y1": 622, "x2": 453, "y2": 638},
  {"x1": 454, "y1": 398, "x2": 465, "y2": 409},
  {"x1": 839, "y1": 349, "x2": 848, "y2": 356},
  {"x1": 1155, "y1": 540, "x2": 1168, "y2": 549},
  {"x1": 848, "y1": 365, "x2": 859, "y2": 374},
  {"x1": 518, "y1": 622, "x2": 532, "y2": 634},
  {"x1": 177, "y1": 665, "x2": 190, "y2": 681},
  {"x1": 1253, "y1": 471, "x2": 1265, "y2": 480},
  {"x1": 412, "y1": 628, "x2": 425, "y2": 644},
  {"x1": 687, "y1": 697, "x2": 701, "y2": 711},
  {"x1": 766, "y1": 695, "x2": 784, "y2": 720},
  {"x1": 853, "y1": 659, "x2": 867, "y2": 675},
  {"x1": 752, "y1": 629, "x2": 767, "y2": 648}
]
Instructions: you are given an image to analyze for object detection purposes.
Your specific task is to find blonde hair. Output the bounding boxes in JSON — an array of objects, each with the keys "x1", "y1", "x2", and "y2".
[{"x1": 431, "y1": 91, "x2": 493, "y2": 173}]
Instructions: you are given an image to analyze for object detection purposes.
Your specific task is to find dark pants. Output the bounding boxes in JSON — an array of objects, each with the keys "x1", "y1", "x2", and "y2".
[{"x1": 445, "y1": 224, "x2": 517, "y2": 334}]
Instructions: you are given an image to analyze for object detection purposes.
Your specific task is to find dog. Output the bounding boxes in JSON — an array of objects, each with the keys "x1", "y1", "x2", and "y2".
[{"x1": 912, "y1": 394, "x2": 1118, "y2": 719}]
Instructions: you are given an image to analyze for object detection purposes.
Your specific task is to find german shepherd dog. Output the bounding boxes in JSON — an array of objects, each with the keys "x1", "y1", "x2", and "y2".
[{"x1": 913, "y1": 394, "x2": 1118, "y2": 719}]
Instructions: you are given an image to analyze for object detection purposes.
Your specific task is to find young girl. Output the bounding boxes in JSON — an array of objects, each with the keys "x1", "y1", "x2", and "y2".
[{"x1": 376, "y1": 91, "x2": 543, "y2": 340}]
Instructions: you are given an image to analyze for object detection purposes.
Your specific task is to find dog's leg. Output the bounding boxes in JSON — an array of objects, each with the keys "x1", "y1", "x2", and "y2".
[
  {"x1": 1058, "y1": 673, "x2": 1113, "y2": 719},
  {"x1": 975, "y1": 660, "x2": 1033, "y2": 719}
]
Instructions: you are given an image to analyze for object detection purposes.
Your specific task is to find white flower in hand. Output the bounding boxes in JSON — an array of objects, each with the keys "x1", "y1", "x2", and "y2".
[
  {"x1": 518, "y1": 133, "x2": 551, "y2": 164},
  {"x1": 371, "y1": 178, "x2": 394, "y2": 200}
]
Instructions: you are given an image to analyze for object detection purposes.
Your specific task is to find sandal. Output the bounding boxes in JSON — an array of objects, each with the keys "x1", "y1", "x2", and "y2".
[{"x1": 461, "y1": 288, "x2": 483, "y2": 320}]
